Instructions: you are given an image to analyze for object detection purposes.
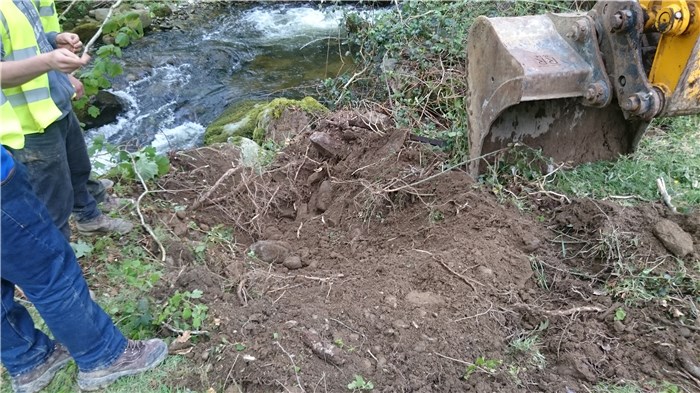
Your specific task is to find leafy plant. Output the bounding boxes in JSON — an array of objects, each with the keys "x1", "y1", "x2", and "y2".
[
  {"x1": 70, "y1": 239, "x2": 93, "y2": 259},
  {"x1": 115, "y1": 146, "x2": 170, "y2": 182},
  {"x1": 347, "y1": 374, "x2": 374, "y2": 391},
  {"x1": 463, "y1": 356, "x2": 502, "y2": 380},
  {"x1": 614, "y1": 307, "x2": 627, "y2": 322},
  {"x1": 75, "y1": 12, "x2": 144, "y2": 118},
  {"x1": 157, "y1": 289, "x2": 209, "y2": 330}
]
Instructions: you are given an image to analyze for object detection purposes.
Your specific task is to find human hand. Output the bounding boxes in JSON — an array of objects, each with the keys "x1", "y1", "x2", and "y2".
[
  {"x1": 45, "y1": 49, "x2": 90, "y2": 73},
  {"x1": 67, "y1": 74, "x2": 84, "y2": 99},
  {"x1": 55, "y1": 33, "x2": 83, "y2": 53}
]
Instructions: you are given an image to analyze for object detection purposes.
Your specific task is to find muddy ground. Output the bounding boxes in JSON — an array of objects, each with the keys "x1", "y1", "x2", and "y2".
[{"x1": 144, "y1": 110, "x2": 699, "y2": 392}]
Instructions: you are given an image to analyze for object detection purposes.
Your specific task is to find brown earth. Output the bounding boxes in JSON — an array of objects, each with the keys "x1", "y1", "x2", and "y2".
[{"x1": 147, "y1": 109, "x2": 699, "y2": 393}]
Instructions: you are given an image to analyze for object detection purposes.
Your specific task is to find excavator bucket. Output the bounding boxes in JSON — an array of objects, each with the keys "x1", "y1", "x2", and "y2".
[{"x1": 466, "y1": 10, "x2": 649, "y2": 176}]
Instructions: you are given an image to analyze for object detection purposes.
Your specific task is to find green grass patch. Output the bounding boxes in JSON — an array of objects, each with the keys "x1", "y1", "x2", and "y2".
[{"x1": 551, "y1": 116, "x2": 700, "y2": 211}]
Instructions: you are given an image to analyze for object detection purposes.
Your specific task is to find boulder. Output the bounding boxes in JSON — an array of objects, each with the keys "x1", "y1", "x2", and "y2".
[{"x1": 653, "y1": 219, "x2": 694, "y2": 257}]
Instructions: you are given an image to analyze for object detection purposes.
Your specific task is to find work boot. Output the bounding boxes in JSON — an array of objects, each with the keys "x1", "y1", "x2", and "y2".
[
  {"x1": 100, "y1": 194, "x2": 134, "y2": 212},
  {"x1": 99, "y1": 179, "x2": 114, "y2": 190},
  {"x1": 76, "y1": 214, "x2": 134, "y2": 236},
  {"x1": 10, "y1": 344, "x2": 71, "y2": 393},
  {"x1": 77, "y1": 339, "x2": 168, "y2": 391}
]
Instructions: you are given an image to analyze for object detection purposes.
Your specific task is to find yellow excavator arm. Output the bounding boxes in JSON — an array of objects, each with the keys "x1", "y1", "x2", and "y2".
[{"x1": 466, "y1": 0, "x2": 700, "y2": 175}]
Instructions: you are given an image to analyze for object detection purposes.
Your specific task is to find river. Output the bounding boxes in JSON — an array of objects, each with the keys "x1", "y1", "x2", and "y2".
[{"x1": 86, "y1": 2, "x2": 380, "y2": 155}]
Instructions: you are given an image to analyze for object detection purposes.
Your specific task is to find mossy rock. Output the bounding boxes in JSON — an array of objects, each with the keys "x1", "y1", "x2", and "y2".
[
  {"x1": 151, "y1": 4, "x2": 173, "y2": 18},
  {"x1": 71, "y1": 22, "x2": 100, "y2": 44},
  {"x1": 205, "y1": 97, "x2": 328, "y2": 146}
]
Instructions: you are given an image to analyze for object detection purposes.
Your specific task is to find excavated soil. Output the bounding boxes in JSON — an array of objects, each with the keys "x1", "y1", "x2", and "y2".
[{"x1": 149, "y1": 110, "x2": 699, "y2": 393}]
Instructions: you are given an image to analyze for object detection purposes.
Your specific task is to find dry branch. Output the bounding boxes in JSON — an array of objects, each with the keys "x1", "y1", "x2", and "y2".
[
  {"x1": 192, "y1": 166, "x2": 239, "y2": 210},
  {"x1": 130, "y1": 153, "x2": 167, "y2": 262},
  {"x1": 82, "y1": 0, "x2": 123, "y2": 56}
]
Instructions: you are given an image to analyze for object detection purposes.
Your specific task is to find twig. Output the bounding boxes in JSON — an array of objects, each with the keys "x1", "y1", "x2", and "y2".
[
  {"x1": 237, "y1": 279, "x2": 248, "y2": 306},
  {"x1": 192, "y1": 166, "x2": 239, "y2": 210},
  {"x1": 454, "y1": 301, "x2": 493, "y2": 322},
  {"x1": 59, "y1": 0, "x2": 78, "y2": 18},
  {"x1": 222, "y1": 353, "x2": 240, "y2": 393},
  {"x1": 275, "y1": 341, "x2": 305, "y2": 392},
  {"x1": 162, "y1": 322, "x2": 209, "y2": 336},
  {"x1": 385, "y1": 148, "x2": 509, "y2": 193},
  {"x1": 657, "y1": 178, "x2": 678, "y2": 213},
  {"x1": 677, "y1": 349, "x2": 700, "y2": 381},
  {"x1": 300, "y1": 36, "x2": 340, "y2": 50},
  {"x1": 82, "y1": 0, "x2": 124, "y2": 56},
  {"x1": 413, "y1": 249, "x2": 483, "y2": 291},
  {"x1": 433, "y1": 352, "x2": 471, "y2": 366},
  {"x1": 130, "y1": 153, "x2": 167, "y2": 263},
  {"x1": 516, "y1": 303, "x2": 604, "y2": 316}
]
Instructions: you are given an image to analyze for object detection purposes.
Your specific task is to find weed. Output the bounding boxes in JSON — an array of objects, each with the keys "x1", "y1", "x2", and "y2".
[
  {"x1": 463, "y1": 356, "x2": 502, "y2": 380},
  {"x1": 508, "y1": 335, "x2": 546, "y2": 370},
  {"x1": 70, "y1": 239, "x2": 94, "y2": 259},
  {"x1": 348, "y1": 374, "x2": 374, "y2": 391},
  {"x1": 156, "y1": 290, "x2": 209, "y2": 331},
  {"x1": 429, "y1": 209, "x2": 444, "y2": 223},
  {"x1": 107, "y1": 257, "x2": 161, "y2": 291},
  {"x1": 89, "y1": 137, "x2": 170, "y2": 182},
  {"x1": 614, "y1": 307, "x2": 627, "y2": 322},
  {"x1": 529, "y1": 256, "x2": 550, "y2": 290}
]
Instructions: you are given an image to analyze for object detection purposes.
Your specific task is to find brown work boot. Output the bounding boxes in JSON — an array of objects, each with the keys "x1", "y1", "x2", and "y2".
[
  {"x1": 77, "y1": 339, "x2": 168, "y2": 391},
  {"x1": 76, "y1": 214, "x2": 134, "y2": 236},
  {"x1": 100, "y1": 194, "x2": 134, "y2": 213},
  {"x1": 10, "y1": 344, "x2": 71, "y2": 393}
]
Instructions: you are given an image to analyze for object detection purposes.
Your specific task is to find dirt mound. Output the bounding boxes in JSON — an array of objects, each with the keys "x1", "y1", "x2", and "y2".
[{"x1": 154, "y1": 110, "x2": 699, "y2": 392}]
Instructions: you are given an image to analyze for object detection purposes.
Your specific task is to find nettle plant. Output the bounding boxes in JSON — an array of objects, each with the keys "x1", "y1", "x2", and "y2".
[
  {"x1": 75, "y1": 12, "x2": 144, "y2": 117},
  {"x1": 156, "y1": 289, "x2": 209, "y2": 331}
]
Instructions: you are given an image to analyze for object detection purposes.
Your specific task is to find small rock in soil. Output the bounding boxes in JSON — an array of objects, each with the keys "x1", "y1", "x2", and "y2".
[
  {"x1": 653, "y1": 219, "x2": 694, "y2": 257},
  {"x1": 310, "y1": 132, "x2": 344, "y2": 158},
  {"x1": 392, "y1": 319, "x2": 409, "y2": 329},
  {"x1": 249, "y1": 240, "x2": 291, "y2": 263},
  {"x1": 678, "y1": 327, "x2": 691, "y2": 338},
  {"x1": 384, "y1": 295, "x2": 398, "y2": 308},
  {"x1": 315, "y1": 180, "x2": 333, "y2": 212},
  {"x1": 283, "y1": 256, "x2": 303, "y2": 270},
  {"x1": 405, "y1": 291, "x2": 445, "y2": 307},
  {"x1": 301, "y1": 329, "x2": 345, "y2": 366}
]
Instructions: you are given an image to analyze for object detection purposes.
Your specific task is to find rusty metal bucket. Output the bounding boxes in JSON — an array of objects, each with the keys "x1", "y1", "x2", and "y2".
[{"x1": 466, "y1": 11, "x2": 649, "y2": 176}]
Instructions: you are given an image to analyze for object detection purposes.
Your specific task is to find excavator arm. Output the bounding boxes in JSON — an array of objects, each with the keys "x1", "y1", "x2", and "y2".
[{"x1": 466, "y1": 0, "x2": 700, "y2": 176}]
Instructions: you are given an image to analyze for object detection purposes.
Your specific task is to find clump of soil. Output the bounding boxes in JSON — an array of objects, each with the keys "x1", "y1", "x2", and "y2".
[{"x1": 153, "y1": 110, "x2": 699, "y2": 392}]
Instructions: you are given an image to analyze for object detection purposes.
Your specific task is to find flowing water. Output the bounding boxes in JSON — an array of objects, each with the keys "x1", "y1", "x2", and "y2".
[{"x1": 86, "y1": 3, "x2": 377, "y2": 154}]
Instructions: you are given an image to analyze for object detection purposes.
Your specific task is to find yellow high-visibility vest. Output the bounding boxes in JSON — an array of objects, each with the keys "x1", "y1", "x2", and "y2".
[
  {"x1": 34, "y1": 0, "x2": 60, "y2": 34},
  {"x1": 0, "y1": 91, "x2": 26, "y2": 149},
  {"x1": 0, "y1": 0, "x2": 63, "y2": 134}
]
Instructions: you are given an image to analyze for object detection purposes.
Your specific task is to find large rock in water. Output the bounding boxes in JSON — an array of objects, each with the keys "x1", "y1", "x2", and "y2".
[{"x1": 80, "y1": 91, "x2": 125, "y2": 130}]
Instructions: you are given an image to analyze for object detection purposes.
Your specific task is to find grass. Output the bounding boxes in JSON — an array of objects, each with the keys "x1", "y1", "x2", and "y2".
[{"x1": 551, "y1": 116, "x2": 700, "y2": 211}]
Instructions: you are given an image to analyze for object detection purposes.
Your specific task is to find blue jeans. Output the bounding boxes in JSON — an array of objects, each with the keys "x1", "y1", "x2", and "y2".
[
  {"x1": 0, "y1": 160, "x2": 127, "y2": 375},
  {"x1": 9, "y1": 112, "x2": 101, "y2": 240}
]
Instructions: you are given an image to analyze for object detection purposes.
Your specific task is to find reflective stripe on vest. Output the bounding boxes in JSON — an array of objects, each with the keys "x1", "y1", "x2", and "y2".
[
  {"x1": 0, "y1": 1, "x2": 62, "y2": 133},
  {"x1": 34, "y1": 0, "x2": 59, "y2": 34},
  {"x1": 0, "y1": 91, "x2": 26, "y2": 149}
]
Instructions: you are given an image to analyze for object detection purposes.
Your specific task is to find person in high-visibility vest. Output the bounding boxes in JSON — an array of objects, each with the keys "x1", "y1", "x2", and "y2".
[
  {"x1": 0, "y1": 0, "x2": 133, "y2": 239},
  {"x1": 1, "y1": 142, "x2": 168, "y2": 393}
]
